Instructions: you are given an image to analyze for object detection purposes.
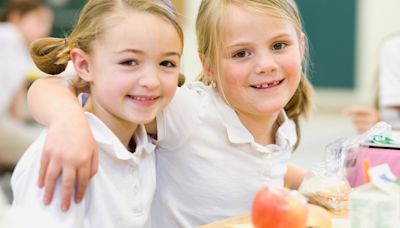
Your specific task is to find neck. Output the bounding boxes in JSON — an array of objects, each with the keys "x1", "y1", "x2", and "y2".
[
  {"x1": 236, "y1": 111, "x2": 281, "y2": 145},
  {"x1": 84, "y1": 97, "x2": 137, "y2": 149}
]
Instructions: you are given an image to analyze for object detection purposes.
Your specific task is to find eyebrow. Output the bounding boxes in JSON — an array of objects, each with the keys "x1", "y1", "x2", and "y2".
[
  {"x1": 226, "y1": 33, "x2": 294, "y2": 49},
  {"x1": 273, "y1": 33, "x2": 294, "y2": 40},
  {"x1": 164, "y1": 52, "x2": 181, "y2": 58},
  {"x1": 115, "y1": 49, "x2": 143, "y2": 54},
  {"x1": 115, "y1": 49, "x2": 181, "y2": 58}
]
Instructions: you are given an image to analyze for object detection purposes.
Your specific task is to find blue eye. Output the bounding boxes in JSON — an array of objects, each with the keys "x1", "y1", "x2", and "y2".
[
  {"x1": 160, "y1": 60, "x2": 176, "y2": 68},
  {"x1": 233, "y1": 50, "x2": 251, "y2": 58},
  {"x1": 119, "y1": 59, "x2": 137, "y2": 66},
  {"x1": 272, "y1": 42, "x2": 287, "y2": 51}
]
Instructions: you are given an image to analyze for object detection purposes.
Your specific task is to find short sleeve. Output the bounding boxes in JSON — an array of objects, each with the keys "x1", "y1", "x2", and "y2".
[
  {"x1": 379, "y1": 37, "x2": 400, "y2": 107},
  {"x1": 156, "y1": 82, "x2": 208, "y2": 149},
  {"x1": 11, "y1": 132, "x2": 87, "y2": 227}
]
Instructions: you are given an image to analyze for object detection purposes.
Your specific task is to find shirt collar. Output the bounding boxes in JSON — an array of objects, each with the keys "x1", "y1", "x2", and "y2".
[
  {"x1": 211, "y1": 90, "x2": 297, "y2": 153},
  {"x1": 85, "y1": 112, "x2": 155, "y2": 161},
  {"x1": 275, "y1": 112, "x2": 297, "y2": 148}
]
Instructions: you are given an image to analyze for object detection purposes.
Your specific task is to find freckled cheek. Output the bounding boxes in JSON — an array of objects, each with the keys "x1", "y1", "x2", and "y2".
[
  {"x1": 219, "y1": 68, "x2": 248, "y2": 106},
  {"x1": 96, "y1": 78, "x2": 128, "y2": 99},
  {"x1": 282, "y1": 60, "x2": 302, "y2": 100},
  {"x1": 222, "y1": 65, "x2": 248, "y2": 86},
  {"x1": 160, "y1": 77, "x2": 178, "y2": 102},
  {"x1": 282, "y1": 58, "x2": 302, "y2": 82}
]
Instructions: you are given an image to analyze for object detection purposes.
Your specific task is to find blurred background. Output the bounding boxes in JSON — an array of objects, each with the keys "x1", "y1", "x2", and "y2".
[{"x1": 1, "y1": 0, "x2": 400, "y2": 168}]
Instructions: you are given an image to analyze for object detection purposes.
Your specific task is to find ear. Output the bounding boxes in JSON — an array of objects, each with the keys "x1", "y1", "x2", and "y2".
[
  {"x1": 198, "y1": 53, "x2": 215, "y2": 81},
  {"x1": 299, "y1": 32, "x2": 305, "y2": 60},
  {"x1": 70, "y1": 48, "x2": 93, "y2": 82}
]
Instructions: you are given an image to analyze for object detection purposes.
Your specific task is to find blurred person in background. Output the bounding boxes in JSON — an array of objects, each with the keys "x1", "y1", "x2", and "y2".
[
  {"x1": 347, "y1": 35, "x2": 400, "y2": 134},
  {"x1": 0, "y1": 0, "x2": 53, "y2": 169}
]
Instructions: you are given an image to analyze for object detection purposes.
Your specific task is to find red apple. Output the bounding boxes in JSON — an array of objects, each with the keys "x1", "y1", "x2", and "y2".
[{"x1": 252, "y1": 187, "x2": 308, "y2": 228}]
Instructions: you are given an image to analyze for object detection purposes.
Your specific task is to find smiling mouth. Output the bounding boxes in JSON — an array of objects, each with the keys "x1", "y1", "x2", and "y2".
[
  {"x1": 127, "y1": 95, "x2": 159, "y2": 101},
  {"x1": 250, "y1": 79, "x2": 284, "y2": 89}
]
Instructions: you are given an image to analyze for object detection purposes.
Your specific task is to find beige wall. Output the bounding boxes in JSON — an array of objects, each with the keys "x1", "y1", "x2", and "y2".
[
  {"x1": 180, "y1": 0, "x2": 202, "y2": 82},
  {"x1": 307, "y1": 0, "x2": 400, "y2": 111},
  {"x1": 355, "y1": 0, "x2": 400, "y2": 105}
]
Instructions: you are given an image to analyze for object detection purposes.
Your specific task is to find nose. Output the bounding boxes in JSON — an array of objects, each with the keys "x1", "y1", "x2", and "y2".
[
  {"x1": 138, "y1": 65, "x2": 161, "y2": 89},
  {"x1": 255, "y1": 51, "x2": 278, "y2": 75}
]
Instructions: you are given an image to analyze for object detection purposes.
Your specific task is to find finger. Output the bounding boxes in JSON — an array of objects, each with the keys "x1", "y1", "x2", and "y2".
[
  {"x1": 90, "y1": 149, "x2": 98, "y2": 177},
  {"x1": 356, "y1": 122, "x2": 374, "y2": 133},
  {"x1": 356, "y1": 126, "x2": 369, "y2": 134},
  {"x1": 347, "y1": 110, "x2": 371, "y2": 117},
  {"x1": 353, "y1": 116, "x2": 370, "y2": 124},
  {"x1": 43, "y1": 162, "x2": 61, "y2": 205},
  {"x1": 345, "y1": 107, "x2": 365, "y2": 114},
  {"x1": 346, "y1": 107, "x2": 376, "y2": 116},
  {"x1": 61, "y1": 167, "x2": 76, "y2": 211},
  {"x1": 38, "y1": 152, "x2": 50, "y2": 188},
  {"x1": 75, "y1": 165, "x2": 90, "y2": 204}
]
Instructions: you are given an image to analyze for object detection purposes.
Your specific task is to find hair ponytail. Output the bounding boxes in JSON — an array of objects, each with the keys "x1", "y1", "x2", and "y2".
[
  {"x1": 284, "y1": 73, "x2": 314, "y2": 149},
  {"x1": 29, "y1": 37, "x2": 70, "y2": 75}
]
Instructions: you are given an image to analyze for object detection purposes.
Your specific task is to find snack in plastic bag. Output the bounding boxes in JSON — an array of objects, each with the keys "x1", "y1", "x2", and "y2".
[{"x1": 299, "y1": 169, "x2": 350, "y2": 211}]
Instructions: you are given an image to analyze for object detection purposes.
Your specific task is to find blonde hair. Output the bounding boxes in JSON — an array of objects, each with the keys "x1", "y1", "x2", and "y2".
[
  {"x1": 30, "y1": 0, "x2": 184, "y2": 89},
  {"x1": 196, "y1": 0, "x2": 313, "y2": 149}
]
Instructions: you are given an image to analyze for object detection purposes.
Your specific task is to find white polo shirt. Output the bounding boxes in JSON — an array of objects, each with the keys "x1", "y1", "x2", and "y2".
[
  {"x1": 11, "y1": 112, "x2": 156, "y2": 228},
  {"x1": 0, "y1": 23, "x2": 32, "y2": 115},
  {"x1": 379, "y1": 36, "x2": 400, "y2": 129},
  {"x1": 151, "y1": 82, "x2": 297, "y2": 227}
]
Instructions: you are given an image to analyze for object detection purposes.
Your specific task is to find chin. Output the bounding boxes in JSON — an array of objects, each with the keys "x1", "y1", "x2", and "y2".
[
  {"x1": 130, "y1": 117, "x2": 155, "y2": 125},
  {"x1": 129, "y1": 112, "x2": 158, "y2": 124},
  {"x1": 257, "y1": 103, "x2": 286, "y2": 114}
]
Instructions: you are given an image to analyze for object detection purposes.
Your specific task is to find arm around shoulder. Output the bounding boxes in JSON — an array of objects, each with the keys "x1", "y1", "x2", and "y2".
[
  {"x1": 26, "y1": 76, "x2": 98, "y2": 211},
  {"x1": 27, "y1": 76, "x2": 79, "y2": 126}
]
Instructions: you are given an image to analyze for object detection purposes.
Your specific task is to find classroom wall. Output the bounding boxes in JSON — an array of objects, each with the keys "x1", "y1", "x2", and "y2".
[
  {"x1": 298, "y1": 0, "x2": 357, "y2": 89},
  {"x1": 316, "y1": 0, "x2": 400, "y2": 110},
  {"x1": 180, "y1": 0, "x2": 202, "y2": 82},
  {"x1": 355, "y1": 0, "x2": 400, "y2": 106}
]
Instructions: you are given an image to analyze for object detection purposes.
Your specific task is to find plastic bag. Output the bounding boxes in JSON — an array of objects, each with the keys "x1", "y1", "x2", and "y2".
[
  {"x1": 298, "y1": 161, "x2": 350, "y2": 211},
  {"x1": 299, "y1": 122, "x2": 393, "y2": 211}
]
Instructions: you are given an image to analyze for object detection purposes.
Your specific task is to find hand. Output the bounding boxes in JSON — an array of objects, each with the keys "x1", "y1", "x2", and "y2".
[
  {"x1": 346, "y1": 107, "x2": 380, "y2": 134},
  {"x1": 38, "y1": 112, "x2": 98, "y2": 211}
]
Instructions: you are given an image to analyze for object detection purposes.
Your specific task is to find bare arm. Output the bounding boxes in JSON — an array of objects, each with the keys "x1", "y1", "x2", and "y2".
[
  {"x1": 28, "y1": 77, "x2": 78, "y2": 125},
  {"x1": 284, "y1": 163, "x2": 305, "y2": 190},
  {"x1": 27, "y1": 77, "x2": 97, "y2": 211}
]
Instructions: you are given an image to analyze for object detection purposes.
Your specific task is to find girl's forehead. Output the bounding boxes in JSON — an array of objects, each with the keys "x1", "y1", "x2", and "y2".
[
  {"x1": 222, "y1": 6, "x2": 294, "y2": 31},
  {"x1": 220, "y1": 5, "x2": 299, "y2": 38},
  {"x1": 94, "y1": 12, "x2": 182, "y2": 53},
  {"x1": 223, "y1": 3, "x2": 286, "y2": 22},
  {"x1": 103, "y1": 10, "x2": 171, "y2": 34}
]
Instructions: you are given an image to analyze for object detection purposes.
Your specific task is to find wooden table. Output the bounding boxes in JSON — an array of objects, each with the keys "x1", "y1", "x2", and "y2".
[
  {"x1": 199, "y1": 205, "x2": 348, "y2": 228},
  {"x1": 199, "y1": 213, "x2": 252, "y2": 228}
]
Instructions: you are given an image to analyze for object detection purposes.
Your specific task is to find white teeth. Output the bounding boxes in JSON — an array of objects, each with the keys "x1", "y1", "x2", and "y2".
[
  {"x1": 253, "y1": 80, "x2": 280, "y2": 89},
  {"x1": 130, "y1": 96, "x2": 156, "y2": 101}
]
